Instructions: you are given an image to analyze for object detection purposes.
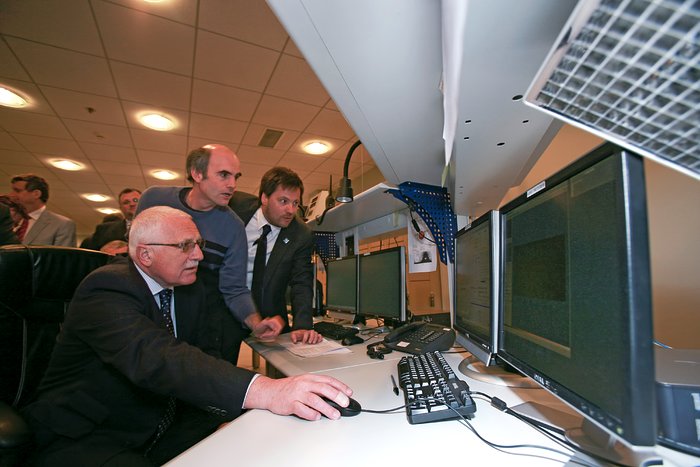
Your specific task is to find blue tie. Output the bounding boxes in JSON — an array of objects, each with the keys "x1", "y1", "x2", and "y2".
[{"x1": 146, "y1": 288, "x2": 176, "y2": 453}]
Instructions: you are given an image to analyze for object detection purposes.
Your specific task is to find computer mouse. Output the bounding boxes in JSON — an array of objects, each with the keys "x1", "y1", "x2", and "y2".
[
  {"x1": 341, "y1": 334, "x2": 364, "y2": 346},
  {"x1": 323, "y1": 397, "x2": 362, "y2": 417}
]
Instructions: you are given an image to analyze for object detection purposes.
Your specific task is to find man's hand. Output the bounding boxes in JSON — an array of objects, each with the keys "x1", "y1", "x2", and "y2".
[
  {"x1": 244, "y1": 374, "x2": 353, "y2": 421},
  {"x1": 247, "y1": 314, "x2": 285, "y2": 341},
  {"x1": 291, "y1": 329, "x2": 323, "y2": 344}
]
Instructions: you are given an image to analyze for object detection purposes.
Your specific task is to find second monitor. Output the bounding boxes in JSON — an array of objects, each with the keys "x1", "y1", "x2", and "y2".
[{"x1": 358, "y1": 246, "x2": 407, "y2": 326}]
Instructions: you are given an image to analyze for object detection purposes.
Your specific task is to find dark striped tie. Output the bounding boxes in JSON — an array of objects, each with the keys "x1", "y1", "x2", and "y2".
[{"x1": 251, "y1": 224, "x2": 271, "y2": 308}]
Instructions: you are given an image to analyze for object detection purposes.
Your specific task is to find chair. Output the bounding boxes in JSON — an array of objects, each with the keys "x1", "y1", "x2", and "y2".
[{"x1": 0, "y1": 245, "x2": 111, "y2": 466}]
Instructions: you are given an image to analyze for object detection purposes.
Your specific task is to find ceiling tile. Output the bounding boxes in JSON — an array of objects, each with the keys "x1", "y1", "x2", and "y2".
[
  {"x1": 198, "y1": 0, "x2": 288, "y2": 50},
  {"x1": 305, "y1": 109, "x2": 355, "y2": 140},
  {"x1": 189, "y1": 113, "x2": 247, "y2": 144},
  {"x1": 62, "y1": 119, "x2": 132, "y2": 147},
  {"x1": 0, "y1": 108, "x2": 71, "y2": 139},
  {"x1": 130, "y1": 128, "x2": 188, "y2": 154},
  {"x1": 0, "y1": 78, "x2": 53, "y2": 115},
  {"x1": 40, "y1": 86, "x2": 125, "y2": 125},
  {"x1": 112, "y1": 62, "x2": 192, "y2": 111},
  {"x1": 0, "y1": 41, "x2": 31, "y2": 81},
  {"x1": 252, "y1": 95, "x2": 320, "y2": 132},
  {"x1": 237, "y1": 161, "x2": 275, "y2": 186},
  {"x1": 277, "y1": 152, "x2": 324, "y2": 172},
  {"x1": 0, "y1": 148, "x2": 43, "y2": 167},
  {"x1": 13, "y1": 134, "x2": 89, "y2": 157},
  {"x1": 0, "y1": 130, "x2": 25, "y2": 151},
  {"x1": 93, "y1": 1, "x2": 195, "y2": 75},
  {"x1": 107, "y1": 0, "x2": 198, "y2": 25},
  {"x1": 266, "y1": 54, "x2": 330, "y2": 106},
  {"x1": 80, "y1": 142, "x2": 138, "y2": 163},
  {"x1": 0, "y1": 0, "x2": 103, "y2": 55},
  {"x1": 91, "y1": 159, "x2": 141, "y2": 177},
  {"x1": 241, "y1": 124, "x2": 299, "y2": 151},
  {"x1": 137, "y1": 149, "x2": 187, "y2": 169},
  {"x1": 191, "y1": 79, "x2": 260, "y2": 121},
  {"x1": 236, "y1": 145, "x2": 284, "y2": 169},
  {"x1": 194, "y1": 30, "x2": 278, "y2": 92},
  {"x1": 6, "y1": 38, "x2": 116, "y2": 96},
  {"x1": 283, "y1": 40, "x2": 303, "y2": 58}
]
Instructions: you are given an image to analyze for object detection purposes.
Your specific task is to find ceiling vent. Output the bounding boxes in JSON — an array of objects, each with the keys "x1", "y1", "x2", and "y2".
[
  {"x1": 525, "y1": 0, "x2": 700, "y2": 180},
  {"x1": 258, "y1": 128, "x2": 284, "y2": 148}
]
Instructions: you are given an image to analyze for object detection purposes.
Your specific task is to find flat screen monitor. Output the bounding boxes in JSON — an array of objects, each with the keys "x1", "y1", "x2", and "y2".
[
  {"x1": 358, "y1": 246, "x2": 406, "y2": 325},
  {"x1": 325, "y1": 255, "x2": 358, "y2": 315},
  {"x1": 499, "y1": 142, "x2": 656, "y2": 459},
  {"x1": 454, "y1": 210, "x2": 500, "y2": 366}
]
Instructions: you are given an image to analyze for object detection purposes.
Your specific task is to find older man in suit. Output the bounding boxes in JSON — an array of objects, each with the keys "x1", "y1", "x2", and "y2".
[
  {"x1": 22, "y1": 206, "x2": 353, "y2": 466},
  {"x1": 9, "y1": 174, "x2": 76, "y2": 246},
  {"x1": 229, "y1": 167, "x2": 322, "y2": 362}
]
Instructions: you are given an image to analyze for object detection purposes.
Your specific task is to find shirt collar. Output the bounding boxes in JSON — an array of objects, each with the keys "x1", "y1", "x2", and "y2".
[
  {"x1": 134, "y1": 263, "x2": 169, "y2": 296},
  {"x1": 252, "y1": 207, "x2": 281, "y2": 237},
  {"x1": 27, "y1": 205, "x2": 46, "y2": 220}
]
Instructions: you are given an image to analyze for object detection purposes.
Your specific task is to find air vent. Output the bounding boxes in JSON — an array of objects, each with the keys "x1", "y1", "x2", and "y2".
[
  {"x1": 525, "y1": 0, "x2": 700, "y2": 180},
  {"x1": 258, "y1": 128, "x2": 284, "y2": 148}
]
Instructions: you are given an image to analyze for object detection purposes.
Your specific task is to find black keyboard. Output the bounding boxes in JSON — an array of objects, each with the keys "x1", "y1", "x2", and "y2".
[
  {"x1": 313, "y1": 321, "x2": 359, "y2": 340},
  {"x1": 397, "y1": 351, "x2": 476, "y2": 424},
  {"x1": 383, "y1": 322, "x2": 456, "y2": 354}
]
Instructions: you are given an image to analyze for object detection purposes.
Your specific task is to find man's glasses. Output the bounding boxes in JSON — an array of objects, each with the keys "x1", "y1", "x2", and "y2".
[{"x1": 145, "y1": 239, "x2": 206, "y2": 253}]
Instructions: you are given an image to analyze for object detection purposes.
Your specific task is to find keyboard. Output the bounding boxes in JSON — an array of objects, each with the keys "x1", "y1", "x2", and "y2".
[
  {"x1": 397, "y1": 351, "x2": 476, "y2": 424},
  {"x1": 383, "y1": 322, "x2": 456, "y2": 354},
  {"x1": 313, "y1": 321, "x2": 359, "y2": 340}
]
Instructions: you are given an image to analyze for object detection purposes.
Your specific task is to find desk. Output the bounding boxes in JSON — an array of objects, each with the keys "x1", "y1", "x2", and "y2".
[{"x1": 167, "y1": 338, "x2": 699, "y2": 466}]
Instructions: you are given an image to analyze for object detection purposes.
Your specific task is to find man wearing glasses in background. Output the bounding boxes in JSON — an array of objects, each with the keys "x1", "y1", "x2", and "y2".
[
  {"x1": 136, "y1": 144, "x2": 282, "y2": 361},
  {"x1": 22, "y1": 206, "x2": 353, "y2": 466}
]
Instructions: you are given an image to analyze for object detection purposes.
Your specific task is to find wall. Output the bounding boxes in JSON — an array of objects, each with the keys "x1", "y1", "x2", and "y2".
[{"x1": 500, "y1": 124, "x2": 700, "y2": 349}]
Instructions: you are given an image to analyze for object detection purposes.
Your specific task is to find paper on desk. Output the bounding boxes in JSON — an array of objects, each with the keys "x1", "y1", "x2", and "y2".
[{"x1": 280, "y1": 338, "x2": 351, "y2": 358}]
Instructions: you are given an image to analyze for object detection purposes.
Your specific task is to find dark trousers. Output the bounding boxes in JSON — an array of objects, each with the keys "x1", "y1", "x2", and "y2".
[{"x1": 28, "y1": 404, "x2": 223, "y2": 467}]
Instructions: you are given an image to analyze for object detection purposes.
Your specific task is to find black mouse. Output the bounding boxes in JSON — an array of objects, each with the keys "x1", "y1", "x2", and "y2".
[
  {"x1": 323, "y1": 397, "x2": 362, "y2": 417},
  {"x1": 341, "y1": 335, "x2": 364, "y2": 346}
]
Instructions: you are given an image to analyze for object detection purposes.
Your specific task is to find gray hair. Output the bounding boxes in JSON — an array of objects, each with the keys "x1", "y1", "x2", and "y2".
[{"x1": 128, "y1": 206, "x2": 193, "y2": 257}]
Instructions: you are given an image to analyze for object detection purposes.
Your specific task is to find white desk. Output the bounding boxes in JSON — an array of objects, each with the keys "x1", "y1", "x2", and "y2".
[{"x1": 167, "y1": 339, "x2": 699, "y2": 467}]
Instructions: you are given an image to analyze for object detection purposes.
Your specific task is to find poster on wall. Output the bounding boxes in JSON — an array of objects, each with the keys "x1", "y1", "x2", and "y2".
[{"x1": 407, "y1": 215, "x2": 438, "y2": 273}]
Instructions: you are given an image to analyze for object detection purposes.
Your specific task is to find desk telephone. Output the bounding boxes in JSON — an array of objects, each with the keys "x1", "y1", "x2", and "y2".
[{"x1": 383, "y1": 322, "x2": 456, "y2": 355}]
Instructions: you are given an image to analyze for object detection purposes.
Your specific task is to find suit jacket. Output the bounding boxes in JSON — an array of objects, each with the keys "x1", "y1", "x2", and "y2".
[
  {"x1": 24, "y1": 208, "x2": 76, "y2": 247},
  {"x1": 229, "y1": 191, "x2": 314, "y2": 331},
  {"x1": 83, "y1": 219, "x2": 127, "y2": 251},
  {"x1": 23, "y1": 259, "x2": 256, "y2": 464},
  {"x1": 0, "y1": 204, "x2": 19, "y2": 245}
]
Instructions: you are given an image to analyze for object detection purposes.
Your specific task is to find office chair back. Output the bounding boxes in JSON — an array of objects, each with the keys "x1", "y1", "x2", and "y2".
[{"x1": 0, "y1": 245, "x2": 111, "y2": 408}]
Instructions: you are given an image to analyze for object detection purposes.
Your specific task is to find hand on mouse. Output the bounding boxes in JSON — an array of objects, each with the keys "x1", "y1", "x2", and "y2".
[{"x1": 244, "y1": 373, "x2": 353, "y2": 421}]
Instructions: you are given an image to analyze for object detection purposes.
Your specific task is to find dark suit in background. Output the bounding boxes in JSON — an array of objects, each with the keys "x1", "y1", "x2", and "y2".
[
  {"x1": 229, "y1": 191, "x2": 314, "y2": 333},
  {"x1": 82, "y1": 219, "x2": 128, "y2": 251},
  {"x1": 22, "y1": 259, "x2": 256, "y2": 466},
  {"x1": 0, "y1": 204, "x2": 19, "y2": 245}
]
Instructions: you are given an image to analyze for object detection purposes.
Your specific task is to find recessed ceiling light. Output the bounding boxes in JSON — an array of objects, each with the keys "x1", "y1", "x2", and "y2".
[
  {"x1": 83, "y1": 194, "x2": 109, "y2": 202},
  {"x1": 49, "y1": 159, "x2": 84, "y2": 171},
  {"x1": 0, "y1": 87, "x2": 29, "y2": 108},
  {"x1": 151, "y1": 169, "x2": 178, "y2": 180},
  {"x1": 139, "y1": 113, "x2": 175, "y2": 131},
  {"x1": 97, "y1": 207, "x2": 120, "y2": 215},
  {"x1": 303, "y1": 141, "x2": 330, "y2": 155}
]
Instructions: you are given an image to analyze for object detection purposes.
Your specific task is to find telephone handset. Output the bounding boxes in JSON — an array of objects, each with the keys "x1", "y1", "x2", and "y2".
[{"x1": 383, "y1": 321, "x2": 456, "y2": 355}]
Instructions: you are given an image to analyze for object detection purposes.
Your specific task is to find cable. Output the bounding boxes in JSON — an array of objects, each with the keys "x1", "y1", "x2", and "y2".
[{"x1": 408, "y1": 207, "x2": 436, "y2": 244}]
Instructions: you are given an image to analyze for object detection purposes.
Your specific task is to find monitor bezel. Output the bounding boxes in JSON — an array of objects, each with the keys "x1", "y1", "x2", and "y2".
[
  {"x1": 357, "y1": 246, "x2": 407, "y2": 324},
  {"x1": 453, "y1": 210, "x2": 500, "y2": 366},
  {"x1": 325, "y1": 255, "x2": 358, "y2": 314},
  {"x1": 497, "y1": 142, "x2": 656, "y2": 447}
]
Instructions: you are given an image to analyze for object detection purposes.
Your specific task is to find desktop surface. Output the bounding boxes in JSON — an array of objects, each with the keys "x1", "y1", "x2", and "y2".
[{"x1": 166, "y1": 339, "x2": 700, "y2": 467}]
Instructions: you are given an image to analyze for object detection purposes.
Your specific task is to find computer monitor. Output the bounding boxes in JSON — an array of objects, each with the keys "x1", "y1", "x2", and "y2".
[
  {"x1": 454, "y1": 210, "x2": 499, "y2": 366},
  {"x1": 358, "y1": 246, "x2": 406, "y2": 326},
  {"x1": 325, "y1": 255, "x2": 358, "y2": 318},
  {"x1": 498, "y1": 142, "x2": 656, "y2": 461}
]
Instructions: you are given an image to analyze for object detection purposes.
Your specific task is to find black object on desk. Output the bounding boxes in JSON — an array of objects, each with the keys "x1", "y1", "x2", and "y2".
[
  {"x1": 383, "y1": 322, "x2": 455, "y2": 354},
  {"x1": 313, "y1": 321, "x2": 359, "y2": 341},
  {"x1": 397, "y1": 351, "x2": 476, "y2": 424}
]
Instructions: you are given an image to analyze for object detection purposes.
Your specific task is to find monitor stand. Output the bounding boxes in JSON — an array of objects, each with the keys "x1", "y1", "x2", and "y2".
[
  {"x1": 458, "y1": 355, "x2": 539, "y2": 388},
  {"x1": 511, "y1": 402, "x2": 660, "y2": 466}
]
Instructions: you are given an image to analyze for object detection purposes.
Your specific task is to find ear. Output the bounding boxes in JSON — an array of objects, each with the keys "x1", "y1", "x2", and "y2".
[
  {"x1": 190, "y1": 168, "x2": 204, "y2": 183},
  {"x1": 135, "y1": 245, "x2": 153, "y2": 267},
  {"x1": 260, "y1": 192, "x2": 269, "y2": 207}
]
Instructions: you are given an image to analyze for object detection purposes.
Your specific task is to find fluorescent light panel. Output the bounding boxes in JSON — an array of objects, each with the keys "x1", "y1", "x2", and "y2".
[{"x1": 525, "y1": 0, "x2": 700, "y2": 179}]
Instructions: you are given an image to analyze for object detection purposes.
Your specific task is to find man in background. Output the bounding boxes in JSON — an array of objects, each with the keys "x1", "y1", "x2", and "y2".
[
  {"x1": 9, "y1": 174, "x2": 75, "y2": 246},
  {"x1": 22, "y1": 206, "x2": 353, "y2": 466},
  {"x1": 229, "y1": 166, "x2": 322, "y2": 360},
  {"x1": 136, "y1": 144, "x2": 283, "y2": 363},
  {"x1": 82, "y1": 188, "x2": 141, "y2": 252}
]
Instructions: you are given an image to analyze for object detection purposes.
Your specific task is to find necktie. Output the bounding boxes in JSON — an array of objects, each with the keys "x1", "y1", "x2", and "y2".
[
  {"x1": 147, "y1": 289, "x2": 176, "y2": 453},
  {"x1": 15, "y1": 218, "x2": 28, "y2": 242},
  {"x1": 251, "y1": 224, "x2": 271, "y2": 308}
]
